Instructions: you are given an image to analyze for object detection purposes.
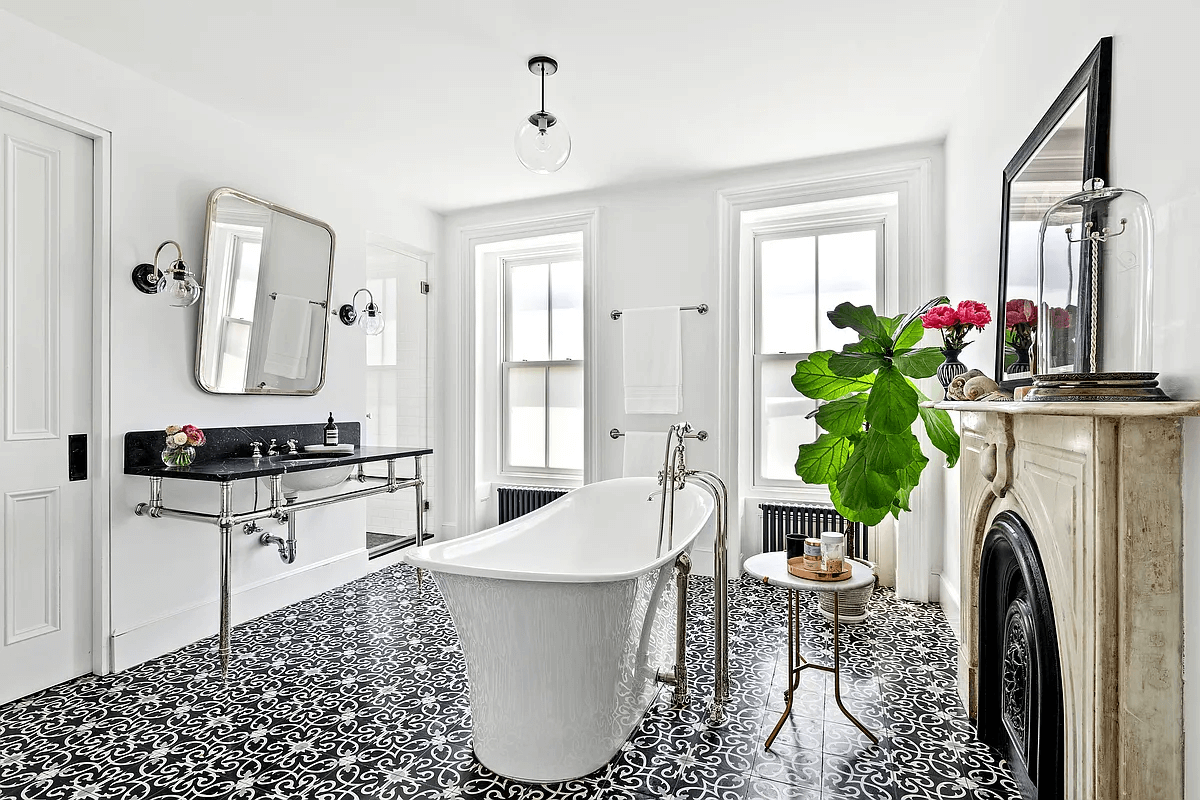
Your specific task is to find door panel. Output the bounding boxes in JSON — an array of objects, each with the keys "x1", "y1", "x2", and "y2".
[{"x1": 0, "y1": 107, "x2": 93, "y2": 703}]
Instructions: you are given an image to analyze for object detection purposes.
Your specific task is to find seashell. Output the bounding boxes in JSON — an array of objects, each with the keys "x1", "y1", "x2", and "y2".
[
  {"x1": 948, "y1": 369, "x2": 985, "y2": 401},
  {"x1": 964, "y1": 375, "x2": 1001, "y2": 400}
]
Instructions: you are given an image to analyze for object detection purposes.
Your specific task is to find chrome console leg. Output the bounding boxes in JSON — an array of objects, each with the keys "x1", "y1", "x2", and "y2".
[
  {"x1": 414, "y1": 455, "x2": 425, "y2": 588},
  {"x1": 218, "y1": 481, "x2": 233, "y2": 678}
]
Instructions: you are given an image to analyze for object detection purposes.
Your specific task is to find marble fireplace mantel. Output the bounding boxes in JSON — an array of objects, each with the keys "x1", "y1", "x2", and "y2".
[{"x1": 939, "y1": 399, "x2": 1199, "y2": 800}]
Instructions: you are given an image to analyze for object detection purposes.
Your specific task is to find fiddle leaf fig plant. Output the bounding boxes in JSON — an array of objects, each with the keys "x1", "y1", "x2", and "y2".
[{"x1": 792, "y1": 298, "x2": 961, "y2": 526}]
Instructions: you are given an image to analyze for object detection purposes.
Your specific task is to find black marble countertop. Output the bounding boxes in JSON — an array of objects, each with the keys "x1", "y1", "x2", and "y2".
[
  {"x1": 124, "y1": 445, "x2": 433, "y2": 483},
  {"x1": 124, "y1": 422, "x2": 430, "y2": 483}
]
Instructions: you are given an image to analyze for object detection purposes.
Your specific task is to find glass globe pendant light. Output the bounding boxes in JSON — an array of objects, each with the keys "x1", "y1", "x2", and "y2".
[{"x1": 515, "y1": 56, "x2": 571, "y2": 174}]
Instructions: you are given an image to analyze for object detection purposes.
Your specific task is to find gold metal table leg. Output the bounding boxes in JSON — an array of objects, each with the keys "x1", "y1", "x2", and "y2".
[{"x1": 763, "y1": 588, "x2": 877, "y2": 750}]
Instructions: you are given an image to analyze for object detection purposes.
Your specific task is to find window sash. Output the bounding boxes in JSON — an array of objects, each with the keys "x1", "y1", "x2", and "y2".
[
  {"x1": 500, "y1": 246, "x2": 584, "y2": 477},
  {"x1": 501, "y1": 361, "x2": 584, "y2": 476},
  {"x1": 502, "y1": 249, "x2": 583, "y2": 363},
  {"x1": 752, "y1": 220, "x2": 884, "y2": 488}
]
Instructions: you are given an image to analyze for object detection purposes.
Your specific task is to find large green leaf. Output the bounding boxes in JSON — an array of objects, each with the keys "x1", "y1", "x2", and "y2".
[
  {"x1": 828, "y1": 350, "x2": 888, "y2": 378},
  {"x1": 794, "y1": 433, "x2": 852, "y2": 484},
  {"x1": 895, "y1": 446, "x2": 929, "y2": 490},
  {"x1": 892, "y1": 347, "x2": 944, "y2": 379},
  {"x1": 837, "y1": 445, "x2": 901, "y2": 512},
  {"x1": 918, "y1": 404, "x2": 960, "y2": 468},
  {"x1": 895, "y1": 317, "x2": 926, "y2": 349},
  {"x1": 813, "y1": 394, "x2": 868, "y2": 436},
  {"x1": 859, "y1": 429, "x2": 921, "y2": 474},
  {"x1": 791, "y1": 352, "x2": 874, "y2": 400},
  {"x1": 863, "y1": 365, "x2": 919, "y2": 434},
  {"x1": 826, "y1": 302, "x2": 890, "y2": 344},
  {"x1": 829, "y1": 482, "x2": 891, "y2": 526}
]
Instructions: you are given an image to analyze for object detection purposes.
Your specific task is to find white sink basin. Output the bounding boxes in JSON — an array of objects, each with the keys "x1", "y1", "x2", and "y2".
[{"x1": 260, "y1": 456, "x2": 354, "y2": 494}]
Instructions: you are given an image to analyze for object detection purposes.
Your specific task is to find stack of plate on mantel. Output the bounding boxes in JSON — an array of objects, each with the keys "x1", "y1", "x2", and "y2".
[{"x1": 1023, "y1": 372, "x2": 1170, "y2": 402}]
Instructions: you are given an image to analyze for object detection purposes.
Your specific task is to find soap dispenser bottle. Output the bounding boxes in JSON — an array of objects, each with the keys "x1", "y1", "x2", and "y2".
[{"x1": 324, "y1": 413, "x2": 338, "y2": 446}]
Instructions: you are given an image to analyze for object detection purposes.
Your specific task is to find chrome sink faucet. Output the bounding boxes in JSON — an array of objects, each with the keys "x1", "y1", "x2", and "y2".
[{"x1": 284, "y1": 439, "x2": 299, "y2": 454}]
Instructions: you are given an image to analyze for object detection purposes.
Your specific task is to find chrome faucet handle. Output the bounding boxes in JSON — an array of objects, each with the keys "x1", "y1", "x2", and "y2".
[
  {"x1": 285, "y1": 439, "x2": 299, "y2": 454},
  {"x1": 250, "y1": 441, "x2": 263, "y2": 458},
  {"x1": 267, "y1": 438, "x2": 278, "y2": 456}
]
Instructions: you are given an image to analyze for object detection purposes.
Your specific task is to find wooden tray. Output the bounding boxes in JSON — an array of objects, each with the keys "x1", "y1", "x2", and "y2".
[{"x1": 787, "y1": 557, "x2": 852, "y2": 582}]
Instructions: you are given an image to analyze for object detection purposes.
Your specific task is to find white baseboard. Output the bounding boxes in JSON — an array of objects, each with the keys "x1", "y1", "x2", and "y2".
[
  {"x1": 111, "y1": 549, "x2": 368, "y2": 672},
  {"x1": 940, "y1": 573, "x2": 961, "y2": 644}
]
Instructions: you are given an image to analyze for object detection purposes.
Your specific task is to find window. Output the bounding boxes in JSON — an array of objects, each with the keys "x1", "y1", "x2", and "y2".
[
  {"x1": 754, "y1": 222, "x2": 883, "y2": 486},
  {"x1": 502, "y1": 250, "x2": 584, "y2": 474},
  {"x1": 214, "y1": 229, "x2": 263, "y2": 391}
]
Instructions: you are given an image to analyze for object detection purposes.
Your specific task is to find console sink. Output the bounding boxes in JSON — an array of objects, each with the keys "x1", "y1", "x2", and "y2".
[{"x1": 260, "y1": 453, "x2": 354, "y2": 494}]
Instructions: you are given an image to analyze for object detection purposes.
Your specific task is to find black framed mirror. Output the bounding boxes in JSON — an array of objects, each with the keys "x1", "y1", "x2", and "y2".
[{"x1": 995, "y1": 37, "x2": 1111, "y2": 389}]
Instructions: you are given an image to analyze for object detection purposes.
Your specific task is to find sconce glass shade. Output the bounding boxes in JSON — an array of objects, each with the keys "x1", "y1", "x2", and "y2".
[
  {"x1": 1036, "y1": 179, "x2": 1154, "y2": 376},
  {"x1": 515, "y1": 111, "x2": 571, "y2": 174},
  {"x1": 157, "y1": 264, "x2": 203, "y2": 308},
  {"x1": 358, "y1": 302, "x2": 385, "y2": 336}
]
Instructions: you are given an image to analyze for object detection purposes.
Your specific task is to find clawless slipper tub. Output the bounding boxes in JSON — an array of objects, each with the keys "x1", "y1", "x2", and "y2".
[{"x1": 406, "y1": 477, "x2": 715, "y2": 782}]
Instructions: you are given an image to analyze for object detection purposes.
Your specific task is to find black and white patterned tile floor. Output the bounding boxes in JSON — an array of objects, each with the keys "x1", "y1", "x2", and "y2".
[{"x1": 0, "y1": 564, "x2": 1021, "y2": 799}]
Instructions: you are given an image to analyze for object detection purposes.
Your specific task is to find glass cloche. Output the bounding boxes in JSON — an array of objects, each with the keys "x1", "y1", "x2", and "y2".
[{"x1": 1030, "y1": 179, "x2": 1165, "y2": 400}]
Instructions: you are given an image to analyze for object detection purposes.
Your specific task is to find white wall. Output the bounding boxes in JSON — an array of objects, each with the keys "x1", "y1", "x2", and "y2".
[
  {"x1": 439, "y1": 143, "x2": 943, "y2": 577},
  {"x1": 0, "y1": 10, "x2": 439, "y2": 670},
  {"x1": 941, "y1": 1, "x2": 1200, "y2": 795}
]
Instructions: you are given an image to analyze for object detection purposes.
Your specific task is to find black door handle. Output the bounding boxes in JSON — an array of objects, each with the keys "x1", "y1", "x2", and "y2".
[{"x1": 68, "y1": 434, "x2": 87, "y2": 481}]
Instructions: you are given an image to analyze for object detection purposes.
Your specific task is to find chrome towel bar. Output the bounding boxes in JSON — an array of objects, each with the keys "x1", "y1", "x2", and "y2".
[
  {"x1": 269, "y1": 291, "x2": 327, "y2": 308},
  {"x1": 610, "y1": 303, "x2": 708, "y2": 320},
  {"x1": 610, "y1": 427, "x2": 708, "y2": 441}
]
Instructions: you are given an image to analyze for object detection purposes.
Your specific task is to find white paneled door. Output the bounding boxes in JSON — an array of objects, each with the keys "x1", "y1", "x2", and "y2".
[{"x1": 0, "y1": 108, "x2": 94, "y2": 703}]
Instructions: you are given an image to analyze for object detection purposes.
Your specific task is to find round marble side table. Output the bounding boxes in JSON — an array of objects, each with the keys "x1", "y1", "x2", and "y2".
[{"x1": 743, "y1": 551, "x2": 878, "y2": 749}]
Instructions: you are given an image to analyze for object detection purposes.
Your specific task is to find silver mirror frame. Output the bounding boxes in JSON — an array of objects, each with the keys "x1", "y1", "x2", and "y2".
[{"x1": 194, "y1": 187, "x2": 337, "y2": 396}]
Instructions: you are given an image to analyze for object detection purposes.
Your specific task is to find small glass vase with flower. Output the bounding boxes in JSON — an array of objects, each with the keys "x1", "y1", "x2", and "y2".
[
  {"x1": 162, "y1": 424, "x2": 206, "y2": 467},
  {"x1": 920, "y1": 300, "x2": 992, "y2": 399}
]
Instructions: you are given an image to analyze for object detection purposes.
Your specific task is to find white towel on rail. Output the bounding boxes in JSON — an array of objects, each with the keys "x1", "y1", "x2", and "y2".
[
  {"x1": 262, "y1": 293, "x2": 313, "y2": 379},
  {"x1": 622, "y1": 306, "x2": 682, "y2": 414},
  {"x1": 622, "y1": 432, "x2": 668, "y2": 478}
]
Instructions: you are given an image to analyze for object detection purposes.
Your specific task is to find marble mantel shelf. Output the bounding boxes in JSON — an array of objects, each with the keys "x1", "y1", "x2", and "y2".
[{"x1": 924, "y1": 399, "x2": 1200, "y2": 417}]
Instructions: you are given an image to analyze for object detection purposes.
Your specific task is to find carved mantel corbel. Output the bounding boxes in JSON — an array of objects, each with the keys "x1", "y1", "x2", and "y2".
[{"x1": 979, "y1": 414, "x2": 1015, "y2": 497}]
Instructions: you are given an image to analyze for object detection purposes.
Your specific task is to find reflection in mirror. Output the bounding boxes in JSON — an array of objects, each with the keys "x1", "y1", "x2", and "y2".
[
  {"x1": 196, "y1": 189, "x2": 335, "y2": 395},
  {"x1": 1002, "y1": 94, "x2": 1087, "y2": 379}
]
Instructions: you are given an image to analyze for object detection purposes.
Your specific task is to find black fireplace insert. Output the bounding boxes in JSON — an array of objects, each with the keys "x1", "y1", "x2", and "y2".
[{"x1": 977, "y1": 510, "x2": 1064, "y2": 799}]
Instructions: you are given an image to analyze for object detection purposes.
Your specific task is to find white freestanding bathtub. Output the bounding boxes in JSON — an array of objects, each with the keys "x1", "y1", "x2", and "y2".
[{"x1": 406, "y1": 477, "x2": 714, "y2": 782}]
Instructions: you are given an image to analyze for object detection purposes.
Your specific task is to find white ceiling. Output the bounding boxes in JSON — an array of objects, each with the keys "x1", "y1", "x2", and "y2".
[{"x1": 0, "y1": 1, "x2": 999, "y2": 213}]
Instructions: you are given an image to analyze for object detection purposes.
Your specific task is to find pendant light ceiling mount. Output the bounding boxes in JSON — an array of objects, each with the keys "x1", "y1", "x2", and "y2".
[{"x1": 516, "y1": 54, "x2": 571, "y2": 174}]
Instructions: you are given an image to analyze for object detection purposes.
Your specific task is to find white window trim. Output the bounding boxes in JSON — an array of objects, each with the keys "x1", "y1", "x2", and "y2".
[
  {"x1": 717, "y1": 150, "x2": 943, "y2": 598},
  {"x1": 752, "y1": 217, "x2": 886, "y2": 490},
  {"x1": 499, "y1": 246, "x2": 585, "y2": 479},
  {"x1": 454, "y1": 210, "x2": 600, "y2": 535}
]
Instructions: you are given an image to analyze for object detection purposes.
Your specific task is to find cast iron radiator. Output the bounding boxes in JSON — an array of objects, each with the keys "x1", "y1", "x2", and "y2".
[
  {"x1": 759, "y1": 502, "x2": 869, "y2": 560},
  {"x1": 497, "y1": 486, "x2": 570, "y2": 525}
]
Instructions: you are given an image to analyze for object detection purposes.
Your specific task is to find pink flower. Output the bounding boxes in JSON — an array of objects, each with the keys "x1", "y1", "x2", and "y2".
[
  {"x1": 921, "y1": 305, "x2": 959, "y2": 329},
  {"x1": 955, "y1": 300, "x2": 991, "y2": 329},
  {"x1": 1005, "y1": 299, "x2": 1037, "y2": 328},
  {"x1": 185, "y1": 428, "x2": 205, "y2": 446},
  {"x1": 1050, "y1": 307, "x2": 1071, "y2": 329}
]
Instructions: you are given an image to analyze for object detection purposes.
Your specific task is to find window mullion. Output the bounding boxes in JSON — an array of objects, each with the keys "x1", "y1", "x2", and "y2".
[{"x1": 813, "y1": 234, "x2": 822, "y2": 351}]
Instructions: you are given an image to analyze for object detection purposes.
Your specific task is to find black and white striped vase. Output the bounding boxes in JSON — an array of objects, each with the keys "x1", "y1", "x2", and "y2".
[{"x1": 936, "y1": 347, "x2": 968, "y2": 400}]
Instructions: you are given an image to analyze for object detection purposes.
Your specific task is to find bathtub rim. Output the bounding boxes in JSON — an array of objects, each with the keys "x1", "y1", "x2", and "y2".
[{"x1": 405, "y1": 477, "x2": 714, "y2": 584}]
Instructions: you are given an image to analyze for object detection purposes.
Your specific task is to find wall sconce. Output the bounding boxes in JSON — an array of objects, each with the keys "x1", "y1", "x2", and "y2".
[
  {"x1": 131, "y1": 240, "x2": 203, "y2": 307},
  {"x1": 337, "y1": 288, "x2": 385, "y2": 335}
]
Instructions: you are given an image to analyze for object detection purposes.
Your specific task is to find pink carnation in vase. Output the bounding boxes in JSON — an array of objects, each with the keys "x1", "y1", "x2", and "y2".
[
  {"x1": 185, "y1": 428, "x2": 206, "y2": 446},
  {"x1": 1005, "y1": 299, "x2": 1037, "y2": 328},
  {"x1": 921, "y1": 305, "x2": 959, "y2": 329},
  {"x1": 955, "y1": 300, "x2": 992, "y2": 328}
]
